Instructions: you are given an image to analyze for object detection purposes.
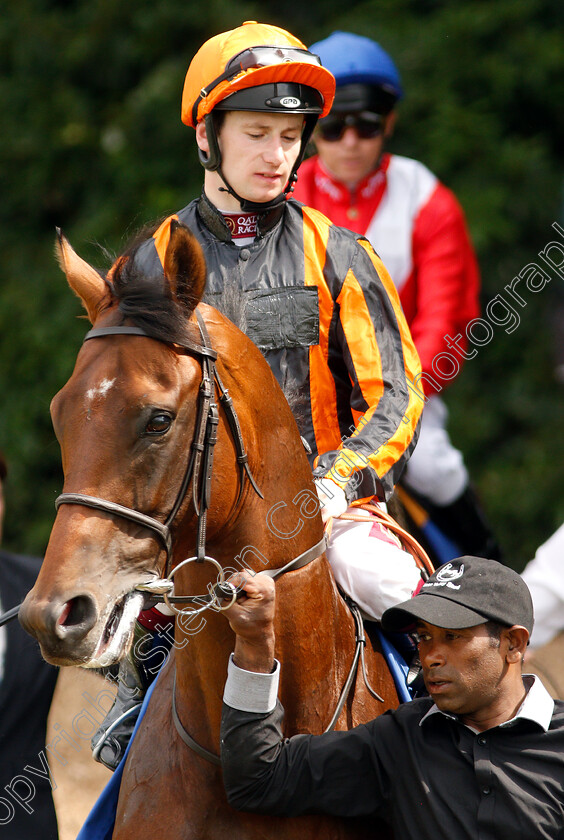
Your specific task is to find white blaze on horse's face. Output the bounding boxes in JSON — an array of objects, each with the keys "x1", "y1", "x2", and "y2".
[
  {"x1": 28, "y1": 343, "x2": 192, "y2": 667},
  {"x1": 85, "y1": 377, "x2": 116, "y2": 405}
]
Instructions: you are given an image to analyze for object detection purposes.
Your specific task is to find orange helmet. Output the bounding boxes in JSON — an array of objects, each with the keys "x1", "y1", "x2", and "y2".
[
  {"x1": 182, "y1": 21, "x2": 335, "y2": 128},
  {"x1": 181, "y1": 22, "x2": 335, "y2": 209}
]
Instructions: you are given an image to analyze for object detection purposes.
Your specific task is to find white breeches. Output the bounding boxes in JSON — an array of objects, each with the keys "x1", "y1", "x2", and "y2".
[
  {"x1": 521, "y1": 523, "x2": 564, "y2": 649},
  {"x1": 403, "y1": 395, "x2": 468, "y2": 506},
  {"x1": 327, "y1": 506, "x2": 422, "y2": 621}
]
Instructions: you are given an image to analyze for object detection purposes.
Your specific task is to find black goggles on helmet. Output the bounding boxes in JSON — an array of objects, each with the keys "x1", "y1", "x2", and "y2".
[{"x1": 317, "y1": 111, "x2": 384, "y2": 142}]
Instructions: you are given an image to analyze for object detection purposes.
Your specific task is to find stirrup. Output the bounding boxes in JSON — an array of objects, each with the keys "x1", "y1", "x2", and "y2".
[
  {"x1": 90, "y1": 618, "x2": 167, "y2": 770},
  {"x1": 91, "y1": 698, "x2": 143, "y2": 770}
]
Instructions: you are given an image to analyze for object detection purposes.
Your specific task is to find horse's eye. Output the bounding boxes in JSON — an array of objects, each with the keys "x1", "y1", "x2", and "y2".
[{"x1": 145, "y1": 412, "x2": 172, "y2": 436}]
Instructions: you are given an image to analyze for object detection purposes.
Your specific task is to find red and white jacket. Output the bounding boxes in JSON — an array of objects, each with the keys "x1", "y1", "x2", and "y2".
[{"x1": 294, "y1": 153, "x2": 480, "y2": 395}]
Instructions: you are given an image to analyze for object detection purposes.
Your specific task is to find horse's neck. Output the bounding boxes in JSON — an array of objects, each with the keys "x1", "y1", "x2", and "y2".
[{"x1": 171, "y1": 374, "x2": 349, "y2": 744}]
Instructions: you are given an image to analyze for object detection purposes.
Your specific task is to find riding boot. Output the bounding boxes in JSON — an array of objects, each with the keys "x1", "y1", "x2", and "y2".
[
  {"x1": 422, "y1": 484, "x2": 504, "y2": 562},
  {"x1": 91, "y1": 608, "x2": 174, "y2": 771}
]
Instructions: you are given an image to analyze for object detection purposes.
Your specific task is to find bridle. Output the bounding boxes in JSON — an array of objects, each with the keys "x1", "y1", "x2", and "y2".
[
  {"x1": 55, "y1": 310, "x2": 326, "y2": 611},
  {"x1": 55, "y1": 309, "x2": 376, "y2": 767}
]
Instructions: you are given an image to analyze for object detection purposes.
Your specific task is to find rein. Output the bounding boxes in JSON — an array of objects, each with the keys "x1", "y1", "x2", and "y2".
[
  {"x1": 171, "y1": 506, "x2": 432, "y2": 765},
  {"x1": 171, "y1": 592, "x2": 382, "y2": 767}
]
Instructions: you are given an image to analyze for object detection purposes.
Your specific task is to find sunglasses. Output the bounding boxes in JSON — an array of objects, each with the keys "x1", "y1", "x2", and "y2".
[{"x1": 317, "y1": 112, "x2": 384, "y2": 142}]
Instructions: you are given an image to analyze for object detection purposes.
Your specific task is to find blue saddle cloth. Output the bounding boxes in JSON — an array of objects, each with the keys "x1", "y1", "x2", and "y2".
[
  {"x1": 76, "y1": 673, "x2": 161, "y2": 840},
  {"x1": 376, "y1": 628, "x2": 414, "y2": 703}
]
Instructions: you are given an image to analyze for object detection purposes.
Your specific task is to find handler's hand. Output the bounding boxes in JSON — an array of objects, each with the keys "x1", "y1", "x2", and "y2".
[{"x1": 223, "y1": 571, "x2": 276, "y2": 674}]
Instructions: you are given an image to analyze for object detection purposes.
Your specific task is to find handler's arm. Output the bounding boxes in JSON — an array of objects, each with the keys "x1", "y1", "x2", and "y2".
[
  {"x1": 224, "y1": 569, "x2": 276, "y2": 675},
  {"x1": 221, "y1": 572, "x2": 389, "y2": 817}
]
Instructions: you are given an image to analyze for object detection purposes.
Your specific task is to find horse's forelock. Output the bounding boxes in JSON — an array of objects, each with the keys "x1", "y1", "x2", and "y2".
[{"x1": 110, "y1": 244, "x2": 198, "y2": 347}]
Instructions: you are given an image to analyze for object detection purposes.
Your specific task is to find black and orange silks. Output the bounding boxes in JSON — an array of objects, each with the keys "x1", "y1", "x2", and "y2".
[{"x1": 130, "y1": 195, "x2": 422, "y2": 504}]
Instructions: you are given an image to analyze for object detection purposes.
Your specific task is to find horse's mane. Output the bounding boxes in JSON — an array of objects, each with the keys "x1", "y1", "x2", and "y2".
[{"x1": 108, "y1": 222, "x2": 200, "y2": 348}]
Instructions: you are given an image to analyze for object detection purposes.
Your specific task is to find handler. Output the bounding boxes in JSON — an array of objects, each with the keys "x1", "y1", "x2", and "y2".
[
  {"x1": 220, "y1": 557, "x2": 564, "y2": 839},
  {"x1": 93, "y1": 21, "x2": 424, "y2": 770}
]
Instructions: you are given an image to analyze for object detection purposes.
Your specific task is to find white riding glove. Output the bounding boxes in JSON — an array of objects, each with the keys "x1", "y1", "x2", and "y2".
[{"x1": 314, "y1": 477, "x2": 348, "y2": 523}]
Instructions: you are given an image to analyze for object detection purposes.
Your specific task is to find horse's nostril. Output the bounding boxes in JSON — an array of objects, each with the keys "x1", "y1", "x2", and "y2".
[
  {"x1": 54, "y1": 595, "x2": 97, "y2": 639},
  {"x1": 57, "y1": 601, "x2": 72, "y2": 626}
]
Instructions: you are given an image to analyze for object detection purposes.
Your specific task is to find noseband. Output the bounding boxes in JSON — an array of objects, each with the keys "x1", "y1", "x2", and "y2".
[{"x1": 55, "y1": 311, "x2": 325, "y2": 611}]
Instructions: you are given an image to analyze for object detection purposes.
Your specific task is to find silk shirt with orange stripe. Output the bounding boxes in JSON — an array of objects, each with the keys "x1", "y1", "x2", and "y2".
[{"x1": 130, "y1": 194, "x2": 422, "y2": 504}]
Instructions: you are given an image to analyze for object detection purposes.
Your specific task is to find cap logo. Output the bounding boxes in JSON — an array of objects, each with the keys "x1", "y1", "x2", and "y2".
[
  {"x1": 279, "y1": 96, "x2": 301, "y2": 108},
  {"x1": 423, "y1": 562, "x2": 464, "y2": 591}
]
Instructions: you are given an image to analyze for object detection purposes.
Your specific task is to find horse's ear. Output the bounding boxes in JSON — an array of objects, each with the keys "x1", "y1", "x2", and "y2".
[
  {"x1": 55, "y1": 229, "x2": 112, "y2": 324},
  {"x1": 163, "y1": 220, "x2": 206, "y2": 314}
]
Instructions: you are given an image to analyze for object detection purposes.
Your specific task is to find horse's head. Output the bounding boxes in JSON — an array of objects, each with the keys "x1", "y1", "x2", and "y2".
[
  {"x1": 21, "y1": 222, "x2": 322, "y2": 668},
  {"x1": 19, "y1": 222, "x2": 229, "y2": 666}
]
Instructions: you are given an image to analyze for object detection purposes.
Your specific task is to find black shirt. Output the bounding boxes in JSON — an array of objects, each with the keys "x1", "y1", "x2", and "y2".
[
  {"x1": 0, "y1": 551, "x2": 59, "y2": 839},
  {"x1": 221, "y1": 663, "x2": 564, "y2": 840}
]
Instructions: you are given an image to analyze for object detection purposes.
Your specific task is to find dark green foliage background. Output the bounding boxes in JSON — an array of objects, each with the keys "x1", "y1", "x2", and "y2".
[{"x1": 1, "y1": 0, "x2": 563, "y2": 569}]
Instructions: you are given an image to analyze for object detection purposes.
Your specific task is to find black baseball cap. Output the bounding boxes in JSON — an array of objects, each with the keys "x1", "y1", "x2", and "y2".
[{"x1": 382, "y1": 556, "x2": 534, "y2": 635}]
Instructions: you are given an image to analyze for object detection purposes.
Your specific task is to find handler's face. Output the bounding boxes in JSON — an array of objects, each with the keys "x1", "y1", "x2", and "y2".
[{"x1": 415, "y1": 622, "x2": 508, "y2": 723}]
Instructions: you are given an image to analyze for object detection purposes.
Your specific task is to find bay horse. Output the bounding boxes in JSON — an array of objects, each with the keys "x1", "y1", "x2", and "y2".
[{"x1": 20, "y1": 222, "x2": 400, "y2": 839}]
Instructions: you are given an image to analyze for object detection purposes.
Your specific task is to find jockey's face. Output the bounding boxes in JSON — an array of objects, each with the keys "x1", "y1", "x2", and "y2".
[
  {"x1": 197, "y1": 110, "x2": 304, "y2": 211},
  {"x1": 313, "y1": 111, "x2": 395, "y2": 189}
]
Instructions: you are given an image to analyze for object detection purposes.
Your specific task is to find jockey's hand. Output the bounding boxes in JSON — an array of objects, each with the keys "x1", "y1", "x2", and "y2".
[
  {"x1": 222, "y1": 570, "x2": 276, "y2": 673},
  {"x1": 314, "y1": 476, "x2": 348, "y2": 523}
]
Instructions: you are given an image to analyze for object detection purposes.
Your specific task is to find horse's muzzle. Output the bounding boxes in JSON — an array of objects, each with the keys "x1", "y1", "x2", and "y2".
[{"x1": 19, "y1": 591, "x2": 98, "y2": 665}]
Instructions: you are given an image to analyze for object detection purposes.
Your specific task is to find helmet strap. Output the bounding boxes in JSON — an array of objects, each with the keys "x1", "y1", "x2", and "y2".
[
  {"x1": 217, "y1": 179, "x2": 288, "y2": 214},
  {"x1": 198, "y1": 114, "x2": 222, "y2": 172}
]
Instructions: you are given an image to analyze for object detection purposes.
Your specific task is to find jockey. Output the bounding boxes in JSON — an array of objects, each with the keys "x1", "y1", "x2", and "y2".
[
  {"x1": 293, "y1": 32, "x2": 502, "y2": 561},
  {"x1": 92, "y1": 21, "x2": 424, "y2": 770}
]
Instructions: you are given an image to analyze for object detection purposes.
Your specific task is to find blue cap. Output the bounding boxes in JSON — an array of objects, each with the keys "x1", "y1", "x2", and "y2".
[{"x1": 310, "y1": 32, "x2": 402, "y2": 101}]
